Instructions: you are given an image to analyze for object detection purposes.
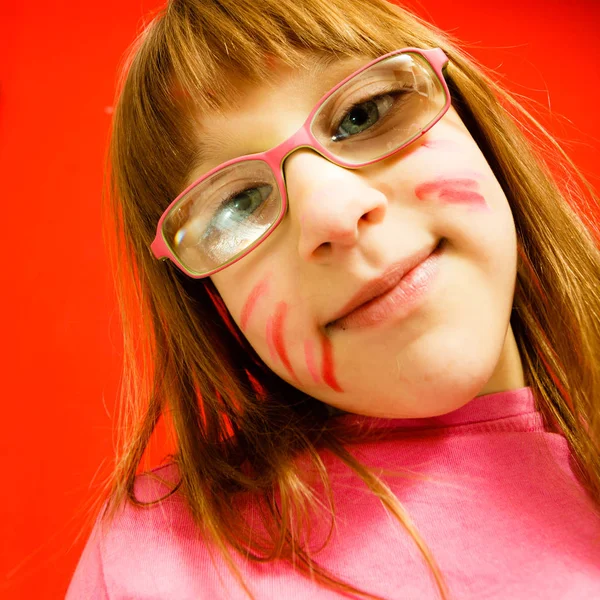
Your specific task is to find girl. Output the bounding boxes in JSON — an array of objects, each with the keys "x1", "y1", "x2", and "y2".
[{"x1": 66, "y1": 0, "x2": 600, "y2": 598}]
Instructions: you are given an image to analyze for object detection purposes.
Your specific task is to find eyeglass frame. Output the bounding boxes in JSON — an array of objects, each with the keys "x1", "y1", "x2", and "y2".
[{"x1": 150, "y1": 46, "x2": 452, "y2": 279}]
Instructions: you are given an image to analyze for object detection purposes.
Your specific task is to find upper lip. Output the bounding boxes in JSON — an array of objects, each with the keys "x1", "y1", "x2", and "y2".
[{"x1": 326, "y1": 241, "x2": 440, "y2": 327}]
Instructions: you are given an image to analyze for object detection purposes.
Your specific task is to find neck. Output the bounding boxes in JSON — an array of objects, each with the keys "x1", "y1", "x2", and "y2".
[{"x1": 478, "y1": 324, "x2": 526, "y2": 397}]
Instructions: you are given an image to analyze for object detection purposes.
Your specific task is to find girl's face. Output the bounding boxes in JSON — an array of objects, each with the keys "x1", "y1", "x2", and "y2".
[{"x1": 198, "y1": 55, "x2": 525, "y2": 418}]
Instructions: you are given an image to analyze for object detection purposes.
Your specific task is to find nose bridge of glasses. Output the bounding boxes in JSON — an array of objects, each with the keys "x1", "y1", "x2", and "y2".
[
  {"x1": 273, "y1": 127, "x2": 357, "y2": 189},
  {"x1": 267, "y1": 122, "x2": 318, "y2": 171}
]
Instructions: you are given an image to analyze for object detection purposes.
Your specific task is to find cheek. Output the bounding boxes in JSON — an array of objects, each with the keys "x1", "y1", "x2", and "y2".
[
  {"x1": 303, "y1": 339, "x2": 320, "y2": 383},
  {"x1": 263, "y1": 301, "x2": 344, "y2": 393},
  {"x1": 414, "y1": 173, "x2": 491, "y2": 212},
  {"x1": 240, "y1": 276, "x2": 271, "y2": 331},
  {"x1": 405, "y1": 134, "x2": 494, "y2": 212},
  {"x1": 229, "y1": 278, "x2": 345, "y2": 393},
  {"x1": 319, "y1": 336, "x2": 343, "y2": 392},
  {"x1": 265, "y1": 302, "x2": 299, "y2": 383}
]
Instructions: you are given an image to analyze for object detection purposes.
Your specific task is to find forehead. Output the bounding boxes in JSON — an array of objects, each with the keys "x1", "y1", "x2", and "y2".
[{"x1": 187, "y1": 54, "x2": 370, "y2": 179}]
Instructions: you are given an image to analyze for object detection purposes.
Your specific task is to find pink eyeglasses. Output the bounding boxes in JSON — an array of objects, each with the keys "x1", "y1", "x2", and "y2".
[{"x1": 150, "y1": 47, "x2": 451, "y2": 278}]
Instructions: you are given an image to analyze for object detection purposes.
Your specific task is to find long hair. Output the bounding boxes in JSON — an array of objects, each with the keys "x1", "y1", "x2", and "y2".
[{"x1": 92, "y1": 1, "x2": 600, "y2": 598}]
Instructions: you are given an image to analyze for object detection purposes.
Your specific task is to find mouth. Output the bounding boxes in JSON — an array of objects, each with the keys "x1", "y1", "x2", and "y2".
[{"x1": 326, "y1": 239, "x2": 445, "y2": 331}]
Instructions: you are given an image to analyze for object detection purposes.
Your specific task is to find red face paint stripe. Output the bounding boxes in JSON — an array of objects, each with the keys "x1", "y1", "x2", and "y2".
[
  {"x1": 415, "y1": 177, "x2": 479, "y2": 199},
  {"x1": 265, "y1": 315, "x2": 278, "y2": 361},
  {"x1": 438, "y1": 188, "x2": 487, "y2": 207},
  {"x1": 240, "y1": 277, "x2": 270, "y2": 331},
  {"x1": 320, "y1": 336, "x2": 343, "y2": 392},
  {"x1": 303, "y1": 339, "x2": 321, "y2": 384},
  {"x1": 272, "y1": 302, "x2": 300, "y2": 383}
]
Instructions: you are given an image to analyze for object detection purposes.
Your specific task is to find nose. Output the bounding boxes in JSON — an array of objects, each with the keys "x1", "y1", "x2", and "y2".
[{"x1": 283, "y1": 150, "x2": 388, "y2": 263}]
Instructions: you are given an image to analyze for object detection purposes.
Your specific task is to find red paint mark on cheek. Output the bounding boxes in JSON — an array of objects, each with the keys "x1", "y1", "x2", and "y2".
[
  {"x1": 240, "y1": 277, "x2": 270, "y2": 331},
  {"x1": 415, "y1": 177, "x2": 488, "y2": 210},
  {"x1": 437, "y1": 188, "x2": 487, "y2": 207},
  {"x1": 271, "y1": 302, "x2": 299, "y2": 383},
  {"x1": 265, "y1": 316, "x2": 278, "y2": 361},
  {"x1": 415, "y1": 177, "x2": 477, "y2": 198},
  {"x1": 320, "y1": 336, "x2": 343, "y2": 393},
  {"x1": 205, "y1": 284, "x2": 244, "y2": 346},
  {"x1": 303, "y1": 339, "x2": 321, "y2": 384}
]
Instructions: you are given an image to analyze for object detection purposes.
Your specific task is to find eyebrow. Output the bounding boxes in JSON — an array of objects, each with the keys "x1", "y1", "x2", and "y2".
[
  {"x1": 186, "y1": 128, "x2": 265, "y2": 187},
  {"x1": 187, "y1": 135, "x2": 232, "y2": 180},
  {"x1": 185, "y1": 54, "x2": 365, "y2": 182}
]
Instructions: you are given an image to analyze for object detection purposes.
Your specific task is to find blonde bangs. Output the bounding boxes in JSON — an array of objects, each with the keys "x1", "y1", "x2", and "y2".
[{"x1": 139, "y1": 0, "x2": 451, "y2": 113}]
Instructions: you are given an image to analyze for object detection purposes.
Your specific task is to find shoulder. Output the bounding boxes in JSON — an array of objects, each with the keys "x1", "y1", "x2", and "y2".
[
  {"x1": 112, "y1": 460, "x2": 195, "y2": 536},
  {"x1": 132, "y1": 460, "x2": 182, "y2": 503},
  {"x1": 81, "y1": 460, "x2": 190, "y2": 551},
  {"x1": 66, "y1": 461, "x2": 217, "y2": 598}
]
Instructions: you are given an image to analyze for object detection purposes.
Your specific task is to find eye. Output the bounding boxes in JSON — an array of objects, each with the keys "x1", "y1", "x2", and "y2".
[
  {"x1": 332, "y1": 93, "x2": 396, "y2": 142},
  {"x1": 203, "y1": 183, "x2": 273, "y2": 240},
  {"x1": 216, "y1": 185, "x2": 272, "y2": 222}
]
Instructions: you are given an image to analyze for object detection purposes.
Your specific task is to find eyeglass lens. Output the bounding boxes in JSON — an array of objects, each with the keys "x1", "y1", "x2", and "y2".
[{"x1": 163, "y1": 51, "x2": 447, "y2": 275}]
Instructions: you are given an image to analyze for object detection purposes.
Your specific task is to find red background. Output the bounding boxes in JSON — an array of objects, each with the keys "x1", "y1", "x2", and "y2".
[{"x1": 1, "y1": 1, "x2": 598, "y2": 598}]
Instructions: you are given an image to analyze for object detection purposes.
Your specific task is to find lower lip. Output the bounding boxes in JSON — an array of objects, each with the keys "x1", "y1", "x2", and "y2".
[{"x1": 331, "y1": 241, "x2": 444, "y2": 331}]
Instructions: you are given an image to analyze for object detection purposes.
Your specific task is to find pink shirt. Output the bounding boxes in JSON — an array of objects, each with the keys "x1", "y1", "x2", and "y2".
[{"x1": 66, "y1": 386, "x2": 600, "y2": 598}]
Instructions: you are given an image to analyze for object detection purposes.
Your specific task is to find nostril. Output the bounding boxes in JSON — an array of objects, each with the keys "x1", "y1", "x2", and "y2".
[
  {"x1": 360, "y1": 210, "x2": 377, "y2": 225},
  {"x1": 297, "y1": 185, "x2": 387, "y2": 261},
  {"x1": 314, "y1": 241, "x2": 332, "y2": 258},
  {"x1": 362, "y1": 203, "x2": 386, "y2": 224}
]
